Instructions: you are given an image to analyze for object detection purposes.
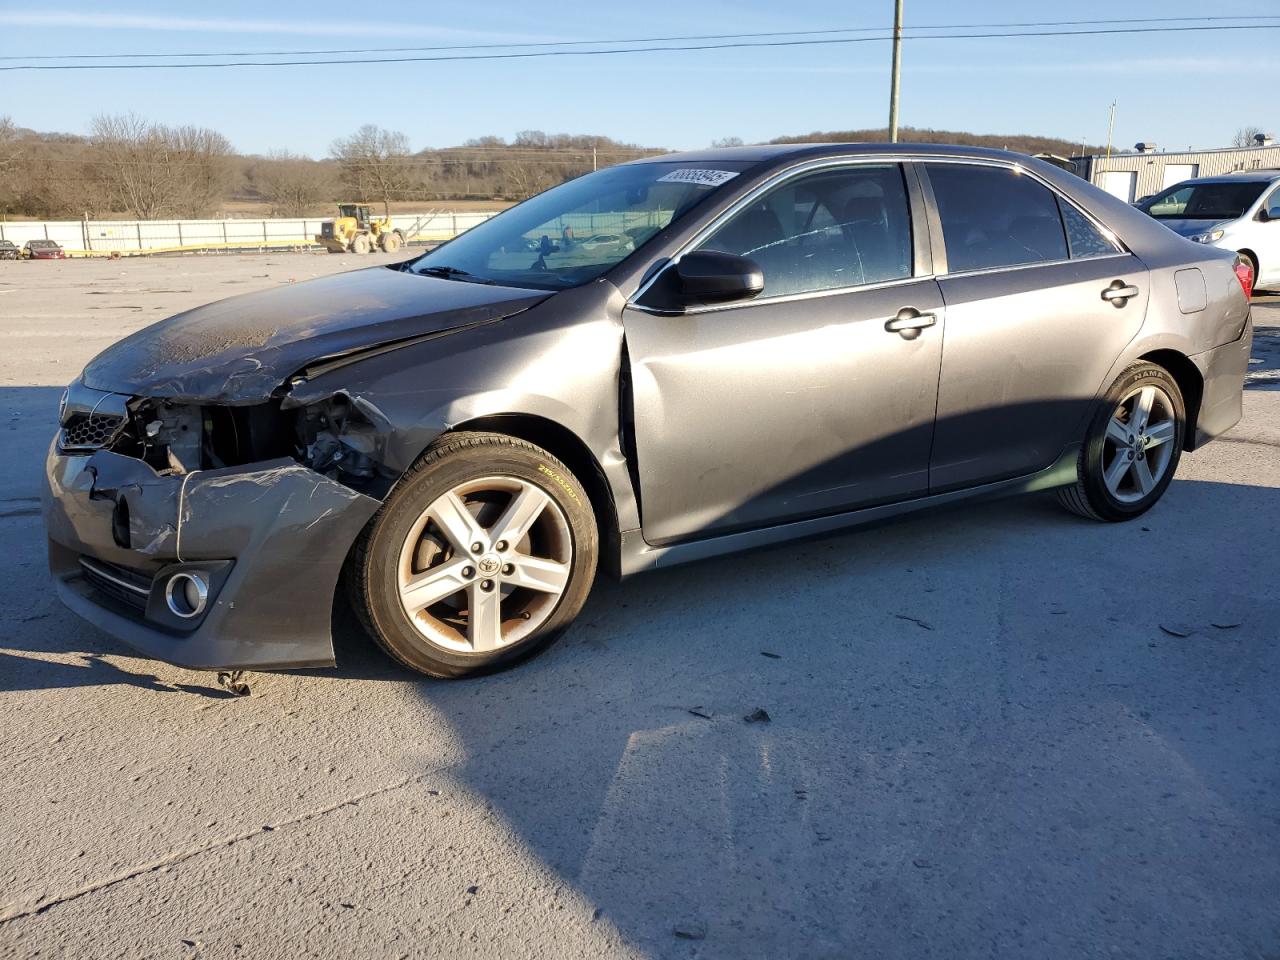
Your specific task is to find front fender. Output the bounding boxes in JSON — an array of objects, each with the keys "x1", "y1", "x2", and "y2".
[{"x1": 283, "y1": 280, "x2": 642, "y2": 533}]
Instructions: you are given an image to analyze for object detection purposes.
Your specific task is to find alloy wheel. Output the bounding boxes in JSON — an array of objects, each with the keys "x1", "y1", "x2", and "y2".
[
  {"x1": 1101, "y1": 383, "x2": 1178, "y2": 503},
  {"x1": 396, "y1": 476, "x2": 573, "y2": 653}
]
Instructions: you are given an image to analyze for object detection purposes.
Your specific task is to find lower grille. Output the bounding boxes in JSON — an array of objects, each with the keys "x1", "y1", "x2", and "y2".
[
  {"x1": 60, "y1": 413, "x2": 126, "y2": 451},
  {"x1": 79, "y1": 557, "x2": 151, "y2": 613}
]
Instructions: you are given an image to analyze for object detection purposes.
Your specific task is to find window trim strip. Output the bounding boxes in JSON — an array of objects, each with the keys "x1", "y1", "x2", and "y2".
[{"x1": 627, "y1": 153, "x2": 1131, "y2": 313}]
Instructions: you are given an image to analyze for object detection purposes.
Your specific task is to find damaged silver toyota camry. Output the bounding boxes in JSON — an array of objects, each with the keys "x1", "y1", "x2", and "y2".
[{"x1": 42, "y1": 143, "x2": 1253, "y2": 679}]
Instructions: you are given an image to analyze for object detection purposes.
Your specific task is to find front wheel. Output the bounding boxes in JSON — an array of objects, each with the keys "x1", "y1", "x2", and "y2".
[
  {"x1": 1057, "y1": 362, "x2": 1185, "y2": 521},
  {"x1": 349, "y1": 432, "x2": 598, "y2": 678}
]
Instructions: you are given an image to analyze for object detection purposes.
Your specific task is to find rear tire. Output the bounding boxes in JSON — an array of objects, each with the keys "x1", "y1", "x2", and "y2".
[
  {"x1": 1057, "y1": 362, "x2": 1185, "y2": 521},
  {"x1": 380, "y1": 232, "x2": 401, "y2": 254},
  {"x1": 349, "y1": 432, "x2": 598, "y2": 679},
  {"x1": 351, "y1": 234, "x2": 371, "y2": 255}
]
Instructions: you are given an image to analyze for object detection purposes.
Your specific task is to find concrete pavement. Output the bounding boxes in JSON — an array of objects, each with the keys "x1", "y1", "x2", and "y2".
[{"x1": 2, "y1": 256, "x2": 1278, "y2": 959}]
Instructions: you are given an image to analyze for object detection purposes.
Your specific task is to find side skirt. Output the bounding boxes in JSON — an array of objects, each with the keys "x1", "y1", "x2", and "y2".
[{"x1": 617, "y1": 444, "x2": 1081, "y2": 577}]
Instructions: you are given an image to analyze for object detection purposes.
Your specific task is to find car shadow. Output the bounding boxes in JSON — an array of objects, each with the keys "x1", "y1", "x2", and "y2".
[{"x1": 392, "y1": 475, "x2": 1280, "y2": 957}]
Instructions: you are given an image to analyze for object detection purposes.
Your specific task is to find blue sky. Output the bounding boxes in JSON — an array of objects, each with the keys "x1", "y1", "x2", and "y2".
[{"x1": 2, "y1": 1, "x2": 1277, "y2": 157}]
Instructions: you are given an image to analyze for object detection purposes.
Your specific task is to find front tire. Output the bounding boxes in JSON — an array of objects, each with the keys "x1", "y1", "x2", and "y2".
[
  {"x1": 349, "y1": 432, "x2": 598, "y2": 678},
  {"x1": 1057, "y1": 362, "x2": 1184, "y2": 521}
]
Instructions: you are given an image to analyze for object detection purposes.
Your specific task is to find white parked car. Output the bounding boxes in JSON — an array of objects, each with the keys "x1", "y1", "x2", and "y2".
[{"x1": 1139, "y1": 171, "x2": 1280, "y2": 292}]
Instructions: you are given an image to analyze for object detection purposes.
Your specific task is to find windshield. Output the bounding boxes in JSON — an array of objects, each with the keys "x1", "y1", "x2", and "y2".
[
  {"x1": 405, "y1": 161, "x2": 753, "y2": 290},
  {"x1": 1140, "y1": 181, "x2": 1267, "y2": 220}
]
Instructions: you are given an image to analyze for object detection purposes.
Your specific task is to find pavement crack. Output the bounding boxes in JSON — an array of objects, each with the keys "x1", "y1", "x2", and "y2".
[
  {"x1": 0, "y1": 507, "x2": 41, "y2": 519},
  {"x1": 0, "y1": 774, "x2": 432, "y2": 925},
  {"x1": 1213, "y1": 435, "x2": 1280, "y2": 449}
]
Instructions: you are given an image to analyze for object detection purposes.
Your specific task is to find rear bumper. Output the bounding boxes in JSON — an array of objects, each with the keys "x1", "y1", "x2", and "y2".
[
  {"x1": 1190, "y1": 313, "x2": 1253, "y2": 447},
  {"x1": 42, "y1": 440, "x2": 379, "y2": 670}
]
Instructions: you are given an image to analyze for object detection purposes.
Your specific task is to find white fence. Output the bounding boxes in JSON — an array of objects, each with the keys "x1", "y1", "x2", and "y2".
[{"x1": 0, "y1": 211, "x2": 497, "y2": 257}]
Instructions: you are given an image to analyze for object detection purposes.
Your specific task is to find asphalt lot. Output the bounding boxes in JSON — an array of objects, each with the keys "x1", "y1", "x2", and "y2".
[{"x1": 1, "y1": 254, "x2": 1278, "y2": 959}]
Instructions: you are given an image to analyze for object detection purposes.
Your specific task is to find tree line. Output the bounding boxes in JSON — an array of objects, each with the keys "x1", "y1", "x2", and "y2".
[
  {"x1": 4, "y1": 114, "x2": 1266, "y2": 221},
  {"x1": 0, "y1": 116, "x2": 661, "y2": 220}
]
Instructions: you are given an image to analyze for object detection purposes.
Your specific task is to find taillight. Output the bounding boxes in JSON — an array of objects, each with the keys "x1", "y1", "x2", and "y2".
[{"x1": 1234, "y1": 255, "x2": 1254, "y2": 300}]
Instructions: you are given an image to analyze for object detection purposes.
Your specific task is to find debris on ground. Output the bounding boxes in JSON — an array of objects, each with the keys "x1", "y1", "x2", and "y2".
[
  {"x1": 744, "y1": 708, "x2": 771, "y2": 723},
  {"x1": 760, "y1": 651, "x2": 782, "y2": 659},
  {"x1": 216, "y1": 671, "x2": 251, "y2": 696},
  {"x1": 673, "y1": 920, "x2": 707, "y2": 940},
  {"x1": 895, "y1": 614, "x2": 934, "y2": 630},
  {"x1": 913, "y1": 858, "x2": 933, "y2": 869},
  {"x1": 1211, "y1": 620, "x2": 1243, "y2": 630},
  {"x1": 687, "y1": 708, "x2": 712, "y2": 720},
  {"x1": 1158, "y1": 624, "x2": 1194, "y2": 638}
]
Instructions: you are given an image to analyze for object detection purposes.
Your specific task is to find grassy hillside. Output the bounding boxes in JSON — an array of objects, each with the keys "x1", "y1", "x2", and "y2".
[{"x1": 770, "y1": 126, "x2": 1101, "y2": 157}]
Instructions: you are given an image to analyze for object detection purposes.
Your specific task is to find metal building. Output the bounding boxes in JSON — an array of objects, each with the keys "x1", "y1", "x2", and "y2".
[{"x1": 1074, "y1": 135, "x2": 1280, "y2": 203}]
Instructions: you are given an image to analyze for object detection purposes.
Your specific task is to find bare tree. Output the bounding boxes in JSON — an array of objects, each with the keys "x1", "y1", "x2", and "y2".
[
  {"x1": 711, "y1": 136, "x2": 744, "y2": 148},
  {"x1": 253, "y1": 151, "x2": 336, "y2": 216},
  {"x1": 88, "y1": 114, "x2": 235, "y2": 218},
  {"x1": 330, "y1": 125, "x2": 413, "y2": 216},
  {"x1": 0, "y1": 116, "x2": 18, "y2": 209},
  {"x1": 90, "y1": 114, "x2": 179, "y2": 219},
  {"x1": 503, "y1": 161, "x2": 556, "y2": 200},
  {"x1": 169, "y1": 125, "x2": 234, "y2": 218},
  {"x1": 1232, "y1": 126, "x2": 1267, "y2": 147}
]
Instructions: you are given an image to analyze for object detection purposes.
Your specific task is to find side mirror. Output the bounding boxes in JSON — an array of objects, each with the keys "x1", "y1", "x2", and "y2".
[
  {"x1": 674, "y1": 250, "x2": 764, "y2": 305},
  {"x1": 1263, "y1": 205, "x2": 1280, "y2": 222}
]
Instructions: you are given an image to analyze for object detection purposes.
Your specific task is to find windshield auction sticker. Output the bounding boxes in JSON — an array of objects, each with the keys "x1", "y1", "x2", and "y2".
[{"x1": 657, "y1": 169, "x2": 740, "y2": 187}]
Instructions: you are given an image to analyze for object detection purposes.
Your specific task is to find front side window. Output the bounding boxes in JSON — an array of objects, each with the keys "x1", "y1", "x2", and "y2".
[
  {"x1": 696, "y1": 164, "x2": 913, "y2": 298},
  {"x1": 407, "y1": 161, "x2": 752, "y2": 290},
  {"x1": 1140, "y1": 181, "x2": 1266, "y2": 220},
  {"x1": 926, "y1": 163, "x2": 1068, "y2": 272}
]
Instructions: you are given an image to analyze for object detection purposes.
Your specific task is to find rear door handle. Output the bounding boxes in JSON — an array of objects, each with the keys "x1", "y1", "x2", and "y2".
[
  {"x1": 884, "y1": 307, "x2": 938, "y2": 340},
  {"x1": 1101, "y1": 281, "x2": 1140, "y2": 306}
]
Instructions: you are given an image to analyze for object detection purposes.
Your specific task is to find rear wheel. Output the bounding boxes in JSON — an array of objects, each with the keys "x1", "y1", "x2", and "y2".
[
  {"x1": 351, "y1": 234, "x2": 371, "y2": 255},
  {"x1": 380, "y1": 232, "x2": 401, "y2": 254},
  {"x1": 349, "y1": 433, "x2": 598, "y2": 678},
  {"x1": 1057, "y1": 362, "x2": 1184, "y2": 521}
]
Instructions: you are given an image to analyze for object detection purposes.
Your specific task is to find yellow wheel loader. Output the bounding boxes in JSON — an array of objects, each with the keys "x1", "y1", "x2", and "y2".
[{"x1": 315, "y1": 203, "x2": 406, "y2": 254}]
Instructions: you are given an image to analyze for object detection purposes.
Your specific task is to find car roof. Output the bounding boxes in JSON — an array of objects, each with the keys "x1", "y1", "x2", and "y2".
[
  {"x1": 627, "y1": 141, "x2": 1035, "y2": 167},
  {"x1": 1177, "y1": 171, "x2": 1280, "y2": 185}
]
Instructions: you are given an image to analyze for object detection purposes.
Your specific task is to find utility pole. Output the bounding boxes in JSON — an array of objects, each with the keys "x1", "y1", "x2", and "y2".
[
  {"x1": 1104, "y1": 100, "x2": 1117, "y2": 166},
  {"x1": 592, "y1": 140, "x2": 598, "y2": 172},
  {"x1": 888, "y1": 0, "x2": 904, "y2": 142}
]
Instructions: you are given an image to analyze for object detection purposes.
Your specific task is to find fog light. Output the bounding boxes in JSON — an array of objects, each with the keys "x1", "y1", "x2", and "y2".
[{"x1": 165, "y1": 571, "x2": 209, "y2": 619}]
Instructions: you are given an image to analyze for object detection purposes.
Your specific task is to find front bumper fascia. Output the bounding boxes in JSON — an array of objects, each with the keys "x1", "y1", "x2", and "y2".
[{"x1": 42, "y1": 441, "x2": 380, "y2": 671}]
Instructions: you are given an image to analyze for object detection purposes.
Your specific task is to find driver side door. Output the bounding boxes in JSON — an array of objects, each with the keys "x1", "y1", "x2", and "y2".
[{"x1": 622, "y1": 162, "x2": 945, "y2": 545}]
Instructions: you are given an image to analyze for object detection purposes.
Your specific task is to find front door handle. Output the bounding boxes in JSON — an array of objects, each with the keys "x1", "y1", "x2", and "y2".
[
  {"x1": 1101, "y1": 280, "x2": 1140, "y2": 307},
  {"x1": 885, "y1": 307, "x2": 938, "y2": 340}
]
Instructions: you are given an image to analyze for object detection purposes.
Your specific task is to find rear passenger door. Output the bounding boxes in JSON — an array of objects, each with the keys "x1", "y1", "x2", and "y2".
[{"x1": 921, "y1": 161, "x2": 1149, "y2": 491}]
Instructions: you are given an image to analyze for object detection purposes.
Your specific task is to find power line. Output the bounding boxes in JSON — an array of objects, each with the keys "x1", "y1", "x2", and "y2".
[
  {"x1": 2, "y1": 22, "x2": 1279, "y2": 71},
  {"x1": 2, "y1": 15, "x2": 1276, "y2": 61}
]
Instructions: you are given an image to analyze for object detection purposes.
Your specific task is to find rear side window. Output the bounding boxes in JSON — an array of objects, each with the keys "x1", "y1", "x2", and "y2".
[
  {"x1": 697, "y1": 164, "x2": 913, "y2": 298},
  {"x1": 1058, "y1": 200, "x2": 1120, "y2": 259},
  {"x1": 925, "y1": 163, "x2": 1068, "y2": 272}
]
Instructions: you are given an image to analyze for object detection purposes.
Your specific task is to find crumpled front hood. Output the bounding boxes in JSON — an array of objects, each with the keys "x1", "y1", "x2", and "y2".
[
  {"x1": 1155, "y1": 218, "x2": 1230, "y2": 239},
  {"x1": 81, "y1": 265, "x2": 552, "y2": 404}
]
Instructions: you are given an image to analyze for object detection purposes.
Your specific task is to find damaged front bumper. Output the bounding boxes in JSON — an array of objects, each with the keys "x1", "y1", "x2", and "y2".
[{"x1": 42, "y1": 441, "x2": 379, "y2": 671}]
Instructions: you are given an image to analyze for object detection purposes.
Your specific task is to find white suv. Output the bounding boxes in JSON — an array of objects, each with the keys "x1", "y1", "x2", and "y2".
[{"x1": 1139, "y1": 171, "x2": 1280, "y2": 291}]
